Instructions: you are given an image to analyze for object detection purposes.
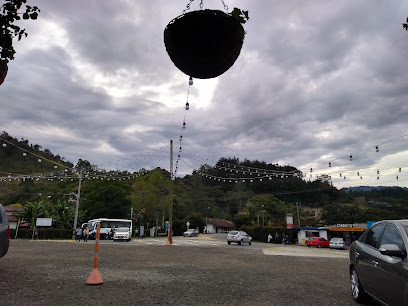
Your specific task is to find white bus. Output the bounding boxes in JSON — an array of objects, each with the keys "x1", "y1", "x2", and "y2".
[{"x1": 84, "y1": 218, "x2": 132, "y2": 240}]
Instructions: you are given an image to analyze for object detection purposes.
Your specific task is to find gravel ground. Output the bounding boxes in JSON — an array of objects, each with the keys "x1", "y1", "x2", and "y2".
[{"x1": 0, "y1": 240, "x2": 374, "y2": 306}]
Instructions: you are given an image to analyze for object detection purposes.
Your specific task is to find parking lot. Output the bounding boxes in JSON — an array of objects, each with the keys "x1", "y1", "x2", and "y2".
[{"x1": 0, "y1": 238, "x2": 373, "y2": 306}]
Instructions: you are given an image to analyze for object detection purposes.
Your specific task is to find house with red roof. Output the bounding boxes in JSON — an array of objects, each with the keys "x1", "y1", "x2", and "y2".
[{"x1": 205, "y1": 218, "x2": 235, "y2": 234}]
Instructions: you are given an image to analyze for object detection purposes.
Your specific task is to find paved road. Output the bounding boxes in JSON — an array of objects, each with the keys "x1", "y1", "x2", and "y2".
[
  {"x1": 106, "y1": 234, "x2": 350, "y2": 259},
  {"x1": 0, "y1": 238, "x2": 375, "y2": 306}
]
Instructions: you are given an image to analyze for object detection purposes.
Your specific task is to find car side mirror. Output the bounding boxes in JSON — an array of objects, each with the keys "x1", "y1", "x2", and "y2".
[{"x1": 379, "y1": 244, "x2": 407, "y2": 258}]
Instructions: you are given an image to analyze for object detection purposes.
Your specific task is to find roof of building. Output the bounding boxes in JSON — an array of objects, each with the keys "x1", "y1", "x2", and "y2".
[
  {"x1": 4, "y1": 206, "x2": 23, "y2": 212},
  {"x1": 4, "y1": 206, "x2": 23, "y2": 222},
  {"x1": 208, "y1": 218, "x2": 234, "y2": 228}
]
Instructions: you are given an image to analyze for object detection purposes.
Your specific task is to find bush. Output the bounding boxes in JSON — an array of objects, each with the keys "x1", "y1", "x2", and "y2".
[{"x1": 10, "y1": 228, "x2": 73, "y2": 239}]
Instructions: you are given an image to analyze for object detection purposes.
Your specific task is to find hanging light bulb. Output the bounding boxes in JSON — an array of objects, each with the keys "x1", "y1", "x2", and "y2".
[
  {"x1": 396, "y1": 176, "x2": 399, "y2": 180},
  {"x1": 189, "y1": 76, "x2": 193, "y2": 86},
  {"x1": 38, "y1": 159, "x2": 41, "y2": 163},
  {"x1": 376, "y1": 146, "x2": 379, "y2": 152},
  {"x1": 357, "y1": 172, "x2": 359, "y2": 176},
  {"x1": 2, "y1": 143, "x2": 6, "y2": 147},
  {"x1": 360, "y1": 176, "x2": 363, "y2": 180},
  {"x1": 340, "y1": 173, "x2": 342, "y2": 177},
  {"x1": 179, "y1": 135, "x2": 182, "y2": 141},
  {"x1": 349, "y1": 155, "x2": 353, "y2": 161},
  {"x1": 22, "y1": 152, "x2": 27, "y2": 157},
  {"x1": 185, "y1": 102, "x2": 189, "y2": 110},
  {"x1": 183, "y1": 121, "x2": 186, "y2": 129},
  {"x1": 344, "y1": 176, "x2": 346, "y2": 179},
  {"x1": 310, "y1": 168, "x2": 313, "y2": 173},
  {"x1": 399, "y1": 168, "x2": 402, "y2": 172},
  {"x1": 377, "y1": 170, "x2": 379, "y2": 175},
  {"x1": 329, "y1": 162, "x2": 331, "y2": 167},
  {"x1": 377, "y1": 176, "x2": 379, "y2": 180}
]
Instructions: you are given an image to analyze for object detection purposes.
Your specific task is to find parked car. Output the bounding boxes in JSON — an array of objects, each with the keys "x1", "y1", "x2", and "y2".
[
  {"x1": 113, "y1": 227, "x2": 131, "y2": 241},
  {"x1": 329, "y1": 237, "x2": 348, "y2": 250},
  {"x1": 0, "y1": 204, "x2": 10, "y2": 258},
  {"x1": 349, "y1": 220, "x2": 408, "y2": 305},
  {"x1": 306, "y1": 236, "x2": 330, "y2": 248},
  {"x1": 227, "y1": 230, "x2": 252, "y2": 245},
  {"x1": 183, "y1": 229, "x2": 199, "y2": 237}
]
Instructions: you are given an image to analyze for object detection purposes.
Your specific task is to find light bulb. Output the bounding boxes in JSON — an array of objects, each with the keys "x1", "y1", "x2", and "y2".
[
  {"x1": 2, "y1": 143, "x2": 6, "y2": 147},
  {"x1": 329, "y1": 162, "x2": 331, "y2": 167},
  {"x1": 23, "y1": 152, "x2": 27, "y2": 156},
  {"x1": 189, "y1": 76, "x2": 193, "y2": 85},
  {"x1": 376, "y1": 146, "x2": 379, "y2": 152},
  {"x1": 185, "y1": 103, "x2": 189, "y2": 110},
  {"x1": 349, "y1": 155, "x2": 352, "y2": 161},
  {"x1": 183, "y1": 121, "x2": 186, "y2": 129}
]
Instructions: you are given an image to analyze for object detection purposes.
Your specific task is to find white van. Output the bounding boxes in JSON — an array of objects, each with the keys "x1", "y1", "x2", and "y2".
[{"x1": 85, "y1": 218, "x2": 132, "y2": 240}]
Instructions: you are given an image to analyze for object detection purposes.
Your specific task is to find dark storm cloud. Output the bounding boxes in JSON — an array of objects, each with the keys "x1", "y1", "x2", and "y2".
[{"x1": 1, "y1": 0, "x2": 408, "y2": 187}]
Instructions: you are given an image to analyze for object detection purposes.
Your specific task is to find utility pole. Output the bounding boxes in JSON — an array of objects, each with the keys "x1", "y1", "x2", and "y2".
[
  {"x1": 166, "y1": 140, "x2": 173, "y2": 245},
  {"x1": 206, "y1": 206, "x2": 210, "y2": 234},
  {"x1": 73, "y1": 169, "x2": 82, "y2": 239},
  {"x1": 257, "y1": 203, "x2": 260, "y2": 226},
  {"x1": 31, "y1": 193, "x2": 41, "y2": 239},
  {"x1": 262, "y1": 204, "x2": 265, "y2": 228},
  {"x1": 296, "y1": 202, "x2": 301, "y2": 227}
]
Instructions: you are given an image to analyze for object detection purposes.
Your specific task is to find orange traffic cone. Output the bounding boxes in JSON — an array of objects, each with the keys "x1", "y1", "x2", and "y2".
[
  {"x1": 86, "y1": 222, "x2": 103, "y2": 285},
  {"x1": 86, "y1": 268, "x2": 103, "y2": 285}
]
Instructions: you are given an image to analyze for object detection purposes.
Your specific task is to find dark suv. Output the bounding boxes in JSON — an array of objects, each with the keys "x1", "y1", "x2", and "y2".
[
  {"x1": 0, "y1": 204, "x2": 10, "y2": 258},
  {"x1": 349, "y1": 220, "x2": 408, "y2": 305}
]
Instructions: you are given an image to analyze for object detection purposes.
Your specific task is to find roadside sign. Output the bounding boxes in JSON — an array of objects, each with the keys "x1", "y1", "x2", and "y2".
[
  {"x1": 286, "y1": 216, "x2": 293, "y2": 229},
  {"x1": 36, "y1": 218, "x2": 52, "y2": 226},
  {"x1": 165, "y1": 221, "x2": 169, "y2": 230}
]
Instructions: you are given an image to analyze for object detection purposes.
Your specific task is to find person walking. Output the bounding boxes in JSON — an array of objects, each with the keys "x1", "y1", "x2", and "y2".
[
  {"x1": 267, "y1": 233, "x2": 272, "y2": 243},
  {"x1": 75, "y1": 226, "x2": 82, "y2": 242},
  {"x1": 83, "y1": 226, "x2": 89, "y2": 242},
  {"x1": 274, "y1": 232, "x2": 279, "y2": 244}
]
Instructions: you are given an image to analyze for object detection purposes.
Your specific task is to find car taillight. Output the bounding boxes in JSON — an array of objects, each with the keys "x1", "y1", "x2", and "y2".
[
  {"x1": 236, "y1": 234, "x2": 240, "y2": 238},
  {"x1": 7, "y1": 225, "x2": 10, "y2": 240}
]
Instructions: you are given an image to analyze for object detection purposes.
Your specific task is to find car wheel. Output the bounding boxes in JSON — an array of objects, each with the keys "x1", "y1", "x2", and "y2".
[
  {"x1": 249, "y1": 240, "x2": 252, "y2": 245},
  {"x1": 228, "y1": 241, "x2": 231, "y2": 245},
  {"x1": 238, "y1": 241, "x2": 242, "y2": 245},
  {"x1": 307, "y1": 245, "x2": 311, "y2": 247},
  {"x1": 317, "y1": 244, "x2": 321, "y2": 248},
  {"x1": 350, "y1": 267, "x2": 368, "y2": 303}
]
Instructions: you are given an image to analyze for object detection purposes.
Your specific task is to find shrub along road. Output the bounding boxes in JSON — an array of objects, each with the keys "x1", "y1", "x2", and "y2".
[{"x1": 0, "y1": 240, "x2": 374, "y2": 306}]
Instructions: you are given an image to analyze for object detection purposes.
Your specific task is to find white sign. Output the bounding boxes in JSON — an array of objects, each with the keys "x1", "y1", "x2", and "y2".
[
  {"x1": 36, "y1": 218, "x2": 52, "y2": 226},
  {"x1": 286, "y1": 216, "x2": 293, "y2": 229}
]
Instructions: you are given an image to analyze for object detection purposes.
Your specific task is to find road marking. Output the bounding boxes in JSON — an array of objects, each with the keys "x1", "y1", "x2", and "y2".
[{"x1": 262, "y1": 246, "x2": 349, "y2": 258}]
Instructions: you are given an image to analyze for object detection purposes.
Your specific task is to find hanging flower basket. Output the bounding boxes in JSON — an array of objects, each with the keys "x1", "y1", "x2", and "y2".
[
  {"x1": 164, "y1": 9, "x2": 245, "y2": 79},
  {"x1": 0, "y1": 61, "x2": 7, "y2": 86}
]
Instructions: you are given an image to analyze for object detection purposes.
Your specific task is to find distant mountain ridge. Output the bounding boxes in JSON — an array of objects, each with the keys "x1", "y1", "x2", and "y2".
[{"x1": 342, "y1": 186, "x2": 408, "y2": 193}]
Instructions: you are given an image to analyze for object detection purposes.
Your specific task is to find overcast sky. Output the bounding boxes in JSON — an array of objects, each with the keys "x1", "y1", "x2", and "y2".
[{"x1": 1, "y1": 0, "x2": 408, "y2": 189}]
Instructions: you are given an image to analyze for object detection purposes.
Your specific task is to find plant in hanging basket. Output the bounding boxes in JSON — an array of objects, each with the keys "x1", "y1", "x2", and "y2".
[
  {"x1": 0, "y1": 0, "x2": 40, "y2": 85},
  {"x1": 164, "y1": 8, "x2": 248, "y2": 79}
]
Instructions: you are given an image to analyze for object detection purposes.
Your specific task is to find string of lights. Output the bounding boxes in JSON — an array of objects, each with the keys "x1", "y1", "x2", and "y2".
[{"x1": 174, "y1": 76, "x2": 193, "y2": 178}]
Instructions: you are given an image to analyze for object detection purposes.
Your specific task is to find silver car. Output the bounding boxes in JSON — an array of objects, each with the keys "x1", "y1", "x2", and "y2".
[
  {"x1": 0, "y1": 204, "x2": 10, "y2": 258},
  {"x1": 183, "y1": 229, "x2": 199, "y2": 237},
  {"x1": 329, "y1": 237, "x2": 348, "y2": 250},
  {"x1": 227, "y1": 230, "x2": 252, "y2": 245},
  {"x1": 349, "y1": 220, "x2": 408, "y2": 305}
]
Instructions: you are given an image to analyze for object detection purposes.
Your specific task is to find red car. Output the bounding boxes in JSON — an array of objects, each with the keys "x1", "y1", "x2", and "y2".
[{"x1": 306, "y1": 237, "x2": 330, "y2": 248}]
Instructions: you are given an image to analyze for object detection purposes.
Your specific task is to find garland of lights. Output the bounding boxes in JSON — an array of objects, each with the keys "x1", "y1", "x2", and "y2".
[{"x1": 2, "y1": 125, "x2": 408, "y2": 186}]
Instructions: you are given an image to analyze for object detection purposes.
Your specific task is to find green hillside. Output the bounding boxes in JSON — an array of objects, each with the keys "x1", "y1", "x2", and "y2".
[{"x1": 1, "y1": 131, "x2": 408, "y2": 232}]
